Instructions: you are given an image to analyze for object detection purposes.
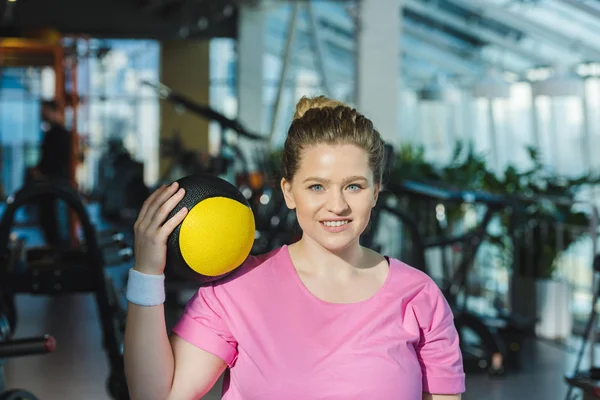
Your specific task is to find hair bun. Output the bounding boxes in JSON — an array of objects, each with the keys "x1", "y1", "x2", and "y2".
[{"x1": 293, "y1": 95, "x2": 347, "y2": 120}]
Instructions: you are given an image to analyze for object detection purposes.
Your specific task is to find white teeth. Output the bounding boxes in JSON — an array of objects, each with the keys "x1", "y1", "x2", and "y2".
[{"x1": 323, "y1": 220, "x2": 349, "y2": 227}]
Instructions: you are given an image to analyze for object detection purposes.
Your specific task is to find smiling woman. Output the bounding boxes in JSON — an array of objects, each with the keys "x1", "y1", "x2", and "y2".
[
  {"x1": 124, "y1": 95, "x2": 465, "y2": 400},
  {"x1": 281, "y1": 143, "x2": 379, "y2": 254}
]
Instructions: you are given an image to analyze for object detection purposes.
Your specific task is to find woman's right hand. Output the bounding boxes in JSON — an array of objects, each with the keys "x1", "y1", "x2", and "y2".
[{"x1": 133, "y1": 181, "x2": 188, "y2": 275}]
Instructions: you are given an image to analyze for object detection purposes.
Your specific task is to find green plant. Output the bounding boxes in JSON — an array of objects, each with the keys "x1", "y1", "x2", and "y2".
[
  {"x1": 495, "y1": 148, "x2": 598, "y2": 279},
  {"x1": 389, "y1": 141, "x2": 600, "y2": 279}
]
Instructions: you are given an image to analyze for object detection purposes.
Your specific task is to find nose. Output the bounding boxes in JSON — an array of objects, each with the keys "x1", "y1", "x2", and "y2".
[{"x1": 326, "y1": 190, "x2": 349, "y2": 214}]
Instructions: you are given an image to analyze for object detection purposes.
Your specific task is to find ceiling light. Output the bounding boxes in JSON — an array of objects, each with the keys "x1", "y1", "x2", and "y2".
[
  {"x1": 532, "y1": 64, "x2": 584, "y2": 97},
  {"x1": 472, "y1": 69, "x2": 511, "y2": 99},
  {"x1": 418, "y1": 75, "x2": 446, "y2": 102}
]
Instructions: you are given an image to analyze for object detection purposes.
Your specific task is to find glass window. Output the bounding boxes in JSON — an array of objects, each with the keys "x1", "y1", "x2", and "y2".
[{"x1": 75, "y1": 39, "x2": 161, "y2": 189}]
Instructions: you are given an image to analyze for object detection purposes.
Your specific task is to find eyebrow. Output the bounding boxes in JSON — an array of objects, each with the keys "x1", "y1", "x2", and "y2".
[{"x1": 302, "y1": 176, "x2": 368, "y2": 184}]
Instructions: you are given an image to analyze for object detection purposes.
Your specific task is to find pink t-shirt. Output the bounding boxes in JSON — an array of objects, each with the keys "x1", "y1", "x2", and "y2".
[{"x1": 172, "y1": 245, "x2": 465, "y2": 399}]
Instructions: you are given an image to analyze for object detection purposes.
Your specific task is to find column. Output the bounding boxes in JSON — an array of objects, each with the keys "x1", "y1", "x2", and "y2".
[
  {"x1": 237, "y1": 2, "x2": 267, "y2": 171},
  {"x1": 355, "y1": 0, "x2": 403, "y2": 147},
  {"x1": 355, "y1": 0, "x2": 403, "y2": 258},
  {"x1": 160, "y1": 39, "x2": 211, "y2": 178}
]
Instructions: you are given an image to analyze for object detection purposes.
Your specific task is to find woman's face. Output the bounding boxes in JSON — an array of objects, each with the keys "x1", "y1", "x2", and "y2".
[{"x1": 281, "y1": 143, "x2": 380, "y2": 253}]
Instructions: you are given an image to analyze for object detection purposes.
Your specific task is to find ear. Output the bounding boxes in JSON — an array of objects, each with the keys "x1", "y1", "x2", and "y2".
[
  {"x1": 280, "y1": 178, "x2": 296, "y2": 210},
  {"x1": 372, "y1": 183, "x2": 381, "y2": 207}
]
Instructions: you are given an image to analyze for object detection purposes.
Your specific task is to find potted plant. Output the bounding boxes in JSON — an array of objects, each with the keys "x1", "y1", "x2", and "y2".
[
  {"x1": 389, "y1": 142, "x2": 599, "y2": 339},
  {"x1": 486, "y1": 147, "x2": 598, "y2": 339}
]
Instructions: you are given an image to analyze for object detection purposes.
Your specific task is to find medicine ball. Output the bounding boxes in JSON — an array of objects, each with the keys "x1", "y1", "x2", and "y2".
[{"x1": 165, "y1": 174, "x2": 255, "y2": 283}]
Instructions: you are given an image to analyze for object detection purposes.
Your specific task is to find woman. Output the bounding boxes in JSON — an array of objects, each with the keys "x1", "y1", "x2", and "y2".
[{"x1": 123, "y1": 96, "x2": 465, "y2": 400}]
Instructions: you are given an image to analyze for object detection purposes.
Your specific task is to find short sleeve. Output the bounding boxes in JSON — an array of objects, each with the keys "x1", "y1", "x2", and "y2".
[
  {"x1": 413, "y1": 281, "x2": 465, "y2": 395},
  {"x1": 171, "y1": 284, "x2": 238, "y2": 367}
]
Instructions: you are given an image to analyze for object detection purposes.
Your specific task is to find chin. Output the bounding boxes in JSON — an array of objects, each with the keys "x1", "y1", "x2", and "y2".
[
  {"x1": 319, "y1": 239, "x2": 353, "y2": 252},
  {"x1": 308, "y1": 232, "x2": 362, "y2": 253}
]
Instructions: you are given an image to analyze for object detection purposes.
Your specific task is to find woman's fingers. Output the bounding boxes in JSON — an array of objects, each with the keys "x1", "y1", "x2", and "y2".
[
  {"x1": 148, "y1": 187, "x2": 186, "y2": 231},
  {"x1": 159, "y1": 206, "x2": 188, "y2": 240},
  {"x1": 135, "y1": 184, "x2": 166, "y2": 229},
  {"x1": 138, "y1": 182, "x2": 180, "y2": 231}
]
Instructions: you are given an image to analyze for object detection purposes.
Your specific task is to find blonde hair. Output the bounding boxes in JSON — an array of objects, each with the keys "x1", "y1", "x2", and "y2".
[{"x1": 282, "y1": 95, "x2": 386, "y2": 183}]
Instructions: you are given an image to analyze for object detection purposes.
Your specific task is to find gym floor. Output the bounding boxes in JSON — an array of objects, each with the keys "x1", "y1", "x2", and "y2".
[{"x1": 1, "y1": 208, "x2": 589, "y2": 400}]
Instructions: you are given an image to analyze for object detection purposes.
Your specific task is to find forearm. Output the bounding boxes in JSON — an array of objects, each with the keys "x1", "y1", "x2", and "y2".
[{"x1": 123, "y1": 303, "x2": 175, "y2": 400}]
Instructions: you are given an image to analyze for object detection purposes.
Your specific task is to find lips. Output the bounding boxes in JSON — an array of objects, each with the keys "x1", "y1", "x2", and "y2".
[{"x1": 321, "y1": 220, "x2": 351, "y2": 227}]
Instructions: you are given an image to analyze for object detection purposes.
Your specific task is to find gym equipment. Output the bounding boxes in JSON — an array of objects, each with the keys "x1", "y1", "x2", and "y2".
[
  {"x1": 0, "y1": 323, "x2": 55, "y2": 400},
  {"x1": 142, "y1": 80, "x2": 267, "y2": 182},
  {"x1": 370, "y1": 189, "x2": 507, "y2": 375},
  {"x1": 97, "y1": 137, "x2": 150, "y2": 222},
  {"x1": 166, "y1": 174, "x2": 256, "y2": 283},
  {"x1": 0, "y1": 336, "x2": 56, "y2": 359},
  {"x1": 564, "y1": 255, "x2": 600, "y2": 400},
  {"x1": 158, "y1": 132, "x2": 212, "y2": 183},
  {"x1": 141, "y1": 80, "x2": 266, "y2": 145},
  {"x1": 0, "y1": 234, "x2": 18, "y2": 336},
  {"x1": 0, "y1": 180, "x2": 131, "y2": 400},
  {"x1": 369, "y1": 172, "x2": 543, "y2": 376},
  {"x1": 0, "y1": 390, "x2": 40, "y2": 400}
]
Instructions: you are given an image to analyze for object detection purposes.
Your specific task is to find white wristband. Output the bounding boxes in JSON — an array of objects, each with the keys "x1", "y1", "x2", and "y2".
[{"x1": 126, "y1": 268, "x2": 166, "y2": 306}]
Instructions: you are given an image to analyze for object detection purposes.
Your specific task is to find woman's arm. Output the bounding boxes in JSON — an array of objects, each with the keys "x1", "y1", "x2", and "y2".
[
  {"x1": 411, "y1": 281, "x2": 466, "y2": 397},
  {"x1": 423, "y1": 394, "x2": 461, "y2": 400},
  {"x1": 124, "y1": 300, "x2": 227, "y2": 400},
  {"x1": 123, "y1": 183, "x2": 229, "y2": 399}
]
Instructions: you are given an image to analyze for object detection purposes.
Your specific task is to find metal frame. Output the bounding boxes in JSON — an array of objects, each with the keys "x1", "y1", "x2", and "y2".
[
  {"x1": 268, "y1": 2, "x2": 299, "y2": 145},
  {"x1": 403, "y1": 0, "x2": 558, "y2": 68},
  {"x1": 558, "y1": 0, "x2": 600, "y2": 21},
  {"x1": 452, "y1": 0, "x2": 600, "y2": 62},
  {"x1": 305, "y1": 1, "x2": 333, "y2": 96},
  {"x1": 312, "y1": 7, "x2": 486, "y2": 76}
]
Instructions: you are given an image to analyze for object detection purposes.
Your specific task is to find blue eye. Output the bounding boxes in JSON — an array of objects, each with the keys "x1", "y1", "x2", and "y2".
[
  {"x1": 309, "y1": 184, "x2": 324, "y2": 191},
  {"x1": 347, "y1": 184, "x2": 362, "y2": 191}
]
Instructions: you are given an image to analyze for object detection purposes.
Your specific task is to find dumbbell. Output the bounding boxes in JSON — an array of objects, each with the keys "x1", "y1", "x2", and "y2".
[
  {"x1": 95, "y1": 230, "x2": 126, "y2": 248},
  {"x1": 0, "y1": 334, "x2": 56, "y2": 359},
  {"x1": 103, "y1": 247, "x2": 134, "y2": 266},
  {"x1": 95, "y1": 230, "x2": 134, "y2": 266}
]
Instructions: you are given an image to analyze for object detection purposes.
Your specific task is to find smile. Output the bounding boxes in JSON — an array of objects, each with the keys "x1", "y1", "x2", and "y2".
[{"x1": 321, "y1": 220, "x2": 350, "y2": 227}]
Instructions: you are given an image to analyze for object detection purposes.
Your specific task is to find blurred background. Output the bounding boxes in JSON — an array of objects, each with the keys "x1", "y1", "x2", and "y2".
[{"x1": 1, "y1": 0, "x2": 600, "y2": 399}]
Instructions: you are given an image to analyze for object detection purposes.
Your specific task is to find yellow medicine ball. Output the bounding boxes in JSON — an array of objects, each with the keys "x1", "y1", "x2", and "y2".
[{"x1": 165, "y1": 174, "x2": 255, "y2": 283}]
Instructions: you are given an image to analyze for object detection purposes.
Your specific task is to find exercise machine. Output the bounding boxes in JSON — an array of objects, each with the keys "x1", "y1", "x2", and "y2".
[
  {"x1": 141, "y1": 80, "x2": 267, "y2": 183},
  {"x1": 564, "y1": 255, "x2": 600, "y2": 400},
  {"x1": 0, "y1": 335, "x2": 56, "y2": 400},
  {"x1": 0, "y1": 288, "x2": 56, "y2": 400},
  {"x1": 0, "y1": 180, "x2": 132, "y2": 399},
  {"x1": 368, "y1": 166, "x2": 542, "y2": 376},
  {"x1": 96, "y1": 137, "x2": 149, "y2": 223},
  {"x1": 371, "y1": 184, "x2": 508, "y2": 375}
]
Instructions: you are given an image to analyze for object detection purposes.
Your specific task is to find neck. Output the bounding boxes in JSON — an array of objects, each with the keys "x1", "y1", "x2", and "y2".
[{"x1": 291, "y1": 235, "x2": 365, "y2": 278}]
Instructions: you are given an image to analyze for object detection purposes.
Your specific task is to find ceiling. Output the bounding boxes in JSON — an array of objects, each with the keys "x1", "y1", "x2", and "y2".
[
  {"x1": 0, "y1": 0, "x2": 244, "y2": 39},
  {"x1": 3, "y1": 0, "x2": 600, "y2": 89},
  {"x1": 265, "y1": 0, "x2": 600, "y2": 89}
]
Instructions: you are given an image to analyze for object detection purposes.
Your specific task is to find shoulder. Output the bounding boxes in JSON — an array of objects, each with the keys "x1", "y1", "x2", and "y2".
[
  {"x1": 385, "y1": 257, "x2": 450, "y2": 314},
  {"x1": 387, "y1": 257, "x2": 439, "y2": 293},
  {"x1": 208, "y1": 245, "x2": 289, "y2": 291},
  {"x1": 188, "y1": 246, "x2": 292, "y2": 315}
]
